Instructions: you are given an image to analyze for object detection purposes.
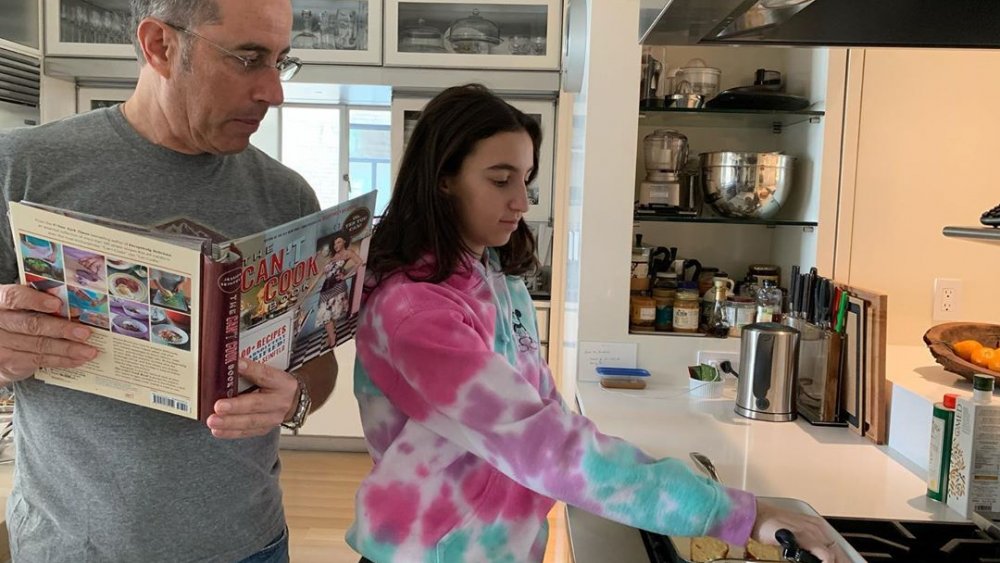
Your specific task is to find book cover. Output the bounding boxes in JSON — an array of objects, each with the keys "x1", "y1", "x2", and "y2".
[
  {"x1": 232, "y1": 191, "x2": 375, "y2": 377},
  {"x1": 7, "y1": 191, "x2": 376, "y2": 420}
]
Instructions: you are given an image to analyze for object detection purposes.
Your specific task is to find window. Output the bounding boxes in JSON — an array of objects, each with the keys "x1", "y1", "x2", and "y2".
[{"x1": 252, "y1": 103, "x2": 390, "y2": 214}]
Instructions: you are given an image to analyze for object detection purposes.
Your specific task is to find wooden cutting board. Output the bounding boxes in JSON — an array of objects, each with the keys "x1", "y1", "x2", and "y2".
[{"x1": 845, "y1": 285, "x2": 889, "y2": 445}]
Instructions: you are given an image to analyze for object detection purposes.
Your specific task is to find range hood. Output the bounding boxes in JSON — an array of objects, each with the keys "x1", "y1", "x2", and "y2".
[{"x1": 640, "y1": 0, "x2": 1000, "y2": 48}]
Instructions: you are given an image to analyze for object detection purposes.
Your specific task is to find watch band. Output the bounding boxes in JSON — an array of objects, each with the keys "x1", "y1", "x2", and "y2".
[{"x1": 281, "y1": 374, "x2": 311, "y2": 431}]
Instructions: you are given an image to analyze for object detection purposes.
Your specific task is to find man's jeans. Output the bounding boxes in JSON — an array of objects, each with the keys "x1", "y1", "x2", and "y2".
[{"x1": 237, "y1": 529, "x2": 289, "y2": 563}]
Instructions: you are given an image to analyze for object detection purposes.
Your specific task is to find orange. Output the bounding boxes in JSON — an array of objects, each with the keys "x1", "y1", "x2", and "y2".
[
  {"x1": 989, "y1": 353, "x2": 1000, "y2": 373},
  {"x1": 954, "y1": 339, "x2": 985, "y2": 361},
  {"x1": 972, "y1": 347, "x2": 996, "y2": 368}
]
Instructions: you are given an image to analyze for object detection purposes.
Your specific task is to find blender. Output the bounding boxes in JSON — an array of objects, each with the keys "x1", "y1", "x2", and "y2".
[{"x1": 638, "y1": 129, "x2": 690, "y2": 213}]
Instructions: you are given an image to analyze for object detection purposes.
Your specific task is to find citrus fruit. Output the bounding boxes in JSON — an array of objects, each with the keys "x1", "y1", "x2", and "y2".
[{"x1": 954, "y1": 339, "x2": 984, "y2": 361}]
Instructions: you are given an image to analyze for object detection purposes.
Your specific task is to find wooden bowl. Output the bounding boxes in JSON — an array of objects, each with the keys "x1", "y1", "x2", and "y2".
[{"x1": 923, "y1": 322, "x2": 1000, "y2": 381}]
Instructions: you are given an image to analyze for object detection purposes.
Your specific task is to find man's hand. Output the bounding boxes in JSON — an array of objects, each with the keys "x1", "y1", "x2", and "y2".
[
  {"x1": 0, "y1": 284, "x2": 98, "y2": 383},
  {"x1": 206, "y1": 359, "x2": 299, "y2": 439}
]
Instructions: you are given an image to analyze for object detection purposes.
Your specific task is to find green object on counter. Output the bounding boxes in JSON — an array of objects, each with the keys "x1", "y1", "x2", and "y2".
[
  {"x1": 688, "y1": 363, "x2": 720, "y2": 382},
  {"x1": 834, "y1": 292, "x2": 849, "y2": 333},
  {"x1": 927, "y1": 393, "x2": 958, "y2": 502}
]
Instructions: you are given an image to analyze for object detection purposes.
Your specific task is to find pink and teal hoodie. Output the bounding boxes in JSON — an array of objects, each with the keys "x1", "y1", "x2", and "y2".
[{"x1": 347, "y1": 251, "x2": 756, "y2": 562}]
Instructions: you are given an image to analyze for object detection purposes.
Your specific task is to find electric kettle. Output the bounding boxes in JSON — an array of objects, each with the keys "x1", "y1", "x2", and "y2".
[{"x1": 724, "y1": 322, "x2": 801, "y2": 422}]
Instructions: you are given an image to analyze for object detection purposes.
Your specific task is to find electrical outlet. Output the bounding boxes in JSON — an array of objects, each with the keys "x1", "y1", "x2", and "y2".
[
  {"x1": 697, "y1": 351, "x2": 739, "y2": 376},
  {"x1": 933, "y1": 278, "x2": 963, "y2": 321}
]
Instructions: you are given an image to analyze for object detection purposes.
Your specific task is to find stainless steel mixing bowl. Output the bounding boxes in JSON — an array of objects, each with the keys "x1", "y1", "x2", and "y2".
[{"x1": 700, "y1": 152, "x2": 794, "y2": 219}]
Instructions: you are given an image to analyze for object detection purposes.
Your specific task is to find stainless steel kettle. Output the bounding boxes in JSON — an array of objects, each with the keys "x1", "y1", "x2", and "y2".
[{"x1": 730, "y1": 322, "x2": 801, "y2": 422}]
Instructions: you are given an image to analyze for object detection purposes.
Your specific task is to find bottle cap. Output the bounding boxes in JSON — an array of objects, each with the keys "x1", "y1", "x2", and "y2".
[
  {"x1": 974, "y1": 374, "x2": 995, "y2": 393},
  {"x1": 943, "y1": 393, "x2": 959, "y2": 409}
]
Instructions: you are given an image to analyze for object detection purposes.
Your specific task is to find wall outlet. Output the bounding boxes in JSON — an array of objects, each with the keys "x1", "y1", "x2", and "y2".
[
  {"x1": 933, "y1": 278, "x2": 963, "y2": 321},
  {"x1": 697, "y1": 351, "x2": 740, "y2": 376}
]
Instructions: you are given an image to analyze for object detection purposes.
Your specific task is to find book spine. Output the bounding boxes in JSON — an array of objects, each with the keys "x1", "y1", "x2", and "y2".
[{"x1": 198, "y1": 252, "x2": 243, "y2": 422}]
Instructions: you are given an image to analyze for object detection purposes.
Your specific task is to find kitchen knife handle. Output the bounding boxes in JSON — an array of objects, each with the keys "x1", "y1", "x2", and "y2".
[
  {"x1": 834, "y1": 291, "x2": 849, "y2": 333},
  {"x1": 789, "y1": 266, "x2": 800, "y2": 315}
]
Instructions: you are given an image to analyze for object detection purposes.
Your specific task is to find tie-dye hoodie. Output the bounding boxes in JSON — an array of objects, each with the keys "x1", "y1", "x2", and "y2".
[{"x1": 348, "y1": 251, "x2": 756, "y2": 562}]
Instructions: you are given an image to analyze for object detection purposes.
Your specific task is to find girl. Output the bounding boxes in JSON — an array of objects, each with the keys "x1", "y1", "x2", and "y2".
[{"x1": 347, "y1": 84, "x2": 842, "y2": 563}]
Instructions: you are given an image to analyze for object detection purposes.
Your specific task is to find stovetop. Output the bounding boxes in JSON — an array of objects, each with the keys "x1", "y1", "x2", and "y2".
[
  {"x1": 641, "y1": 517, "x2": 1000, "y2": 563},
  {"x1": 825, "y1": 516, "x2": 1000, "y2": 563}
]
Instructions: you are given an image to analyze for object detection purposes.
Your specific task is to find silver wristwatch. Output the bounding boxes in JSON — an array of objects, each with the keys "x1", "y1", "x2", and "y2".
[{"x1": 281, "y1": 374, "x2": 311, "y2": 431}]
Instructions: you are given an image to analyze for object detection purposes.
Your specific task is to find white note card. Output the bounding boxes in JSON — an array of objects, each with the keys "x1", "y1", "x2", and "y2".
[{"x1": 578, "y1": 341, "x2": 638, "y2": 381}]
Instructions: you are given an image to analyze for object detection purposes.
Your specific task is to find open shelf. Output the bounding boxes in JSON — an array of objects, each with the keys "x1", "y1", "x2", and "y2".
[
  {"x1": 638, "y1": 105, "x2": 825, "y2": 130},
  {"x1": 634, "y1": 213, "x2": 818, "y2": 227},
  {"x1": 943, "y1": 226, "x2": 1000, "y2": 244}
]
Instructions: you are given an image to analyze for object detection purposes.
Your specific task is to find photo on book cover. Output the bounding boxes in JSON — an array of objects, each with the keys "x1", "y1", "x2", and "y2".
[{"x1": 234, "y1": 192, "x2": 375, "y2": 372}]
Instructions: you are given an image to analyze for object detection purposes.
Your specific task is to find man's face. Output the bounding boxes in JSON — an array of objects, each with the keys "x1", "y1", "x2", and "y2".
[{"x1": 167, "y1": 0, "x2": 292, "y2": 154}]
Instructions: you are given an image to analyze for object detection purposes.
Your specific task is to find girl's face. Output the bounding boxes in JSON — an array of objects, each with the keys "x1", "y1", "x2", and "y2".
[
  {"x1": 443, "y1": 130, "x2": 533, "y2": 256},
  {"x1": 333, "y1": 238, "x2": 346, "y2": 252}
]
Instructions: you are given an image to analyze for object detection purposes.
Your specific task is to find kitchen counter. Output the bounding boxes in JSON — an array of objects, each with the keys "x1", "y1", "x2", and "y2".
[{"x1": 566, "y1": 376, "x2": 966, "y2": 563}]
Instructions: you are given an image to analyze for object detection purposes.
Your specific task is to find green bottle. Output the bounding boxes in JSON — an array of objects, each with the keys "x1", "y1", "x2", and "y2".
[{"x1": 927, "y1": 393, "x2": 959, "y2": 502}]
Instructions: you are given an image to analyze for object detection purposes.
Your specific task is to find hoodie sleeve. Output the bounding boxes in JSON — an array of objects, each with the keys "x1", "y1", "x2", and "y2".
[{"x1": 360, "y1": 295, "x2": 756, "y2": 544}]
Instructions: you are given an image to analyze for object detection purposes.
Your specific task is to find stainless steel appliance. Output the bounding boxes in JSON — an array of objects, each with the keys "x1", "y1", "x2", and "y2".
[
  {"x1": 640, "y1": 52, "x2": 663, "y2": 103},
  {"x1": 729, "y1": 322, "x2": 800, "y2": 422},
  {"x1": 639, "y1": 129, "x2": 695, "y2": 211},
  {"x1": 639, "y1": 0, "x2": 1000, "y2": 49}
]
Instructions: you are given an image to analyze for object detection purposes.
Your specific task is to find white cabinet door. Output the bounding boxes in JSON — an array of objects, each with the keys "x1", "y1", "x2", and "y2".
[
  {"x1": 390, "y1": 93, "x2": 555, "y2": 222},
  {"x1": 45, "y1": 0, "x2": 135, "y2": 58},
  {"x1": 385, "y1": 0, "x2": 562, "y2": 70},
  {"x1": 289, "y1": 0, "x2": 383, "y2": 65}
]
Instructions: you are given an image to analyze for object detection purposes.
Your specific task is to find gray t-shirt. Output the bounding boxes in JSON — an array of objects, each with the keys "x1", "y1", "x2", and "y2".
[{"x1": 0, "y1": 107, "x2": 320, "y2": 562}]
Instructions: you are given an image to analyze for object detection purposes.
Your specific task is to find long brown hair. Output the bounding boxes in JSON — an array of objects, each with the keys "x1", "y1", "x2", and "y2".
[{"x1": 368, "y1": 84, "x2": 540, "y2": 285}]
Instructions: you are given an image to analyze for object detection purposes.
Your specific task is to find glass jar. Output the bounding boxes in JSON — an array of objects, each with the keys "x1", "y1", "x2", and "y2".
[
  {"x1": 652, "y1": 272, "x2": 678, "y2": 331},
  {"x1": 724, "y1": 297, "x2": 756, "y2": 336},
  {"x1": 755, "y1": 279, "x2": 783, "y2": 323},
  {"x1": 672, "y1": 284, "x2": 700, "y2": 333},
  {"x1": 748, "y1": 264, "x2": 781, "y2": 288},
  {"x1": 630, "y1": 294, "x2": 656, "y2": 330}
]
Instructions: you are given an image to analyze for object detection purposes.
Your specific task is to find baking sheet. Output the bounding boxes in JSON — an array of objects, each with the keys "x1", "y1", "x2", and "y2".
[{"x1": 667, "y1": 497, "x2": 866, "y2": 563}]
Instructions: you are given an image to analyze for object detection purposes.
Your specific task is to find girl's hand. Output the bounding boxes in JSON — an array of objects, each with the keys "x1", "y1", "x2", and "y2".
[{"x1": 752, "y1": 504, "x2": 847, "y2": 563}]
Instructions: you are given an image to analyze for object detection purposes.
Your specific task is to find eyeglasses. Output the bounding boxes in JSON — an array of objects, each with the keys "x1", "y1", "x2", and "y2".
[{"x1": 164, "y1": 22, "x2": 302, "y2": 82}]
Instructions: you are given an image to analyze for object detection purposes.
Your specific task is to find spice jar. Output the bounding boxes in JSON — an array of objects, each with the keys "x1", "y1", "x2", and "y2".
[
  {"x1": 629, "y1": 294, "x2": 657, "y2": 330},
  {"x1": 724, "y1": 296, "x2": 756, "y2": 336},
  {"x1": 672, "y1": 283, "x2": 700, "y2": 333},
  {"x1": 652, "y1": 272, "x2": 677, "y2": 331}
]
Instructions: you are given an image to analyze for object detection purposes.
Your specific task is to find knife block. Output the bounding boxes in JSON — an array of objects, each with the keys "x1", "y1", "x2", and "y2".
[{"x1": 789, "y1": 320, "x2": 845, "y2": 426}]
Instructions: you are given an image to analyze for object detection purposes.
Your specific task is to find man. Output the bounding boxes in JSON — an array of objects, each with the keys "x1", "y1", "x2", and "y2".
[{"x1": 0, "y1": 0, "x2": 338, "y2": 560}]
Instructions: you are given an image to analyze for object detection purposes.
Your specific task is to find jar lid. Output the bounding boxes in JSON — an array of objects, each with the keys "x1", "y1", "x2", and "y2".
[
  {"x1": 943, "y1": 393, "x2": 959, "y2": 409},
  {"x1": 974, "y1": 373, "x2": 995, "y2": 392},
  {"x1": 448, "y1": 8, "x2": 501, "y2": 45}
]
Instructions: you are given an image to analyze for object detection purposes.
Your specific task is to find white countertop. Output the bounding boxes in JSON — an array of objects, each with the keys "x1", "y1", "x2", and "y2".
[{"x1": 567, "y1": 375, "x2": 967, "y2": 563}]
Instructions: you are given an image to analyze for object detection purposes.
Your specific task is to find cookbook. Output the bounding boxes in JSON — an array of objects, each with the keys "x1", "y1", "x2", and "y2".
[{"x1": 8, "y1": 191, "x2": 375, "y2": 421}]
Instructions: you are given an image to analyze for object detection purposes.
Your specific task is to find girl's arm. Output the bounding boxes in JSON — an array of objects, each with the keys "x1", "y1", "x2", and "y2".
[{"x1": 359, "y1": 303, "x2": 755, "y2": 544}]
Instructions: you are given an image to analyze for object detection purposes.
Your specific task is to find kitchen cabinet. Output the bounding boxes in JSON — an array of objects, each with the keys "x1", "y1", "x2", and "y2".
[
  {"x1": 384, "y1": 0, "x2": 562, "y2": 70},
  {"x1": 0, "y1": 0, "x2": 41, "y2": 56},
  {"x1": 628, "y1": 45, "x2": 847, "y2": 339},
  {"x1": 289, "y1": 0, "x2": 382, "y2": 65},
  {"x1": 45, "y1": 0, "x2": 134, "y2": 58},
  {"x1": 46, "y1": 0, "x2": 383, "y2": 64}
]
